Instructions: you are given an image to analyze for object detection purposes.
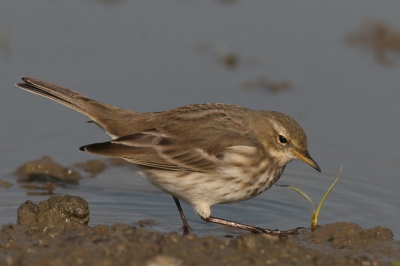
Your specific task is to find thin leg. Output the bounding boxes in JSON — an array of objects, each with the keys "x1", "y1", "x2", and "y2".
[
  {"x1": 202, "y1": 215, "x2": 304, "y2": 236},
  {"x1": 172, "y1": 196, "x2": 191, "y2": 232}
]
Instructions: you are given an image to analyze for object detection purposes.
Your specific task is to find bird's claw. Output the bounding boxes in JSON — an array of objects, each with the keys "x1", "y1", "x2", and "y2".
[{"x1": 253, "y1": 226, "x2": 305, "y2": 237}]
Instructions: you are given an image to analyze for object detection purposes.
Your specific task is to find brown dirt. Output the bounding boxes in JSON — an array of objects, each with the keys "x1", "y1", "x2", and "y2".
[
  {"x1": 0, "y1": 179, "x2": 12, "y2": 188},
  {"x1": 0, "y1": 195, "x2": 398, "y2": 266},
  {"x1": 74, "y1": 159, "x2": 106, "y2": 177},
  {"x1": 15, "y1": 156, "x2": 81, "y2": 185}
]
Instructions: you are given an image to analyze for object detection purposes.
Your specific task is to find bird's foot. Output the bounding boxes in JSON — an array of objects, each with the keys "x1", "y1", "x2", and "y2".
[{"x1": 251, "y1": 226, "x2": 305, "y2": 237}]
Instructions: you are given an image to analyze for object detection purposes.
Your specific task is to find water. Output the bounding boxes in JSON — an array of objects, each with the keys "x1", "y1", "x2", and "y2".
[{"x1": 0, "y1": 1, "x2": 399, "y2": 239}]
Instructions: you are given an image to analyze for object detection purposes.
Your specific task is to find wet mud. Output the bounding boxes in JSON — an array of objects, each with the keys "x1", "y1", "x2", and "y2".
[
  {"x1": 0, "y1": 179, "x2": 12, "y2": 188},
  {"x1": 0, "y1": 195, "x2": 397, "y2": 265},
  {"x1": 74, "y1": 159, "x2": 106, "y2": 177},
  {"x1": 241, "y1": 77, "x2": 292, "y2": 94},
  {"x1": 13, "y1": 156, "x2": 108, "y2": 195},
  {"x1": 1, "y1": 157, "x2": 399, "y2": 265},
  {"x1": 15, "y1": 156, "x2": 81, "y2": 185},
  {"x1": 346, "y1": 19, "x2": 400, "y2": 66}
]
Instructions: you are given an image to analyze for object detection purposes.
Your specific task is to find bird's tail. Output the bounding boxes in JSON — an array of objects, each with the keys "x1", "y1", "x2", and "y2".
[{"x1": 15, "y1": 77, "x2": 138, "y2": 138}]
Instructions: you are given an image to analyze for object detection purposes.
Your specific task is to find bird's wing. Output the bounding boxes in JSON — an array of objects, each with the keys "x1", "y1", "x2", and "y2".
[{"x1": 80, "y1": 128, "x2": 257, "y2": 172}]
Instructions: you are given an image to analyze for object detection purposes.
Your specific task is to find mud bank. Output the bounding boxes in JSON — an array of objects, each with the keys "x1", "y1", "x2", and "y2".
[{"x1": 0, "y1": 195, "x2": 398, "y2": 266}]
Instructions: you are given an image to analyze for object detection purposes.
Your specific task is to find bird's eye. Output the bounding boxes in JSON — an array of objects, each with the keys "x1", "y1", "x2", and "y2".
[{"x1": 278, "y1": 135, "x2": 287, "y2": 144}]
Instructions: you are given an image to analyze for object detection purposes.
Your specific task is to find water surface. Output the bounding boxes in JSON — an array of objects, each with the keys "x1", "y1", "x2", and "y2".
[{"x1": 1, "y1": 1, "x2": 399, "y2": 238}]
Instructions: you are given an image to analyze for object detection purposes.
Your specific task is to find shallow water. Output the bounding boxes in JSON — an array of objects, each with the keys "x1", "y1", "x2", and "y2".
[{"x1": 0, "y1": 1, "x2": 399, "y2": 239}]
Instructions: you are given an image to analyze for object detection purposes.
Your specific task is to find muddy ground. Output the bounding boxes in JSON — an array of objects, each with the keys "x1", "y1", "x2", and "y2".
[
  {"x1": 0, "y1": 157, "x2": 399, "y2": 265},
  {"x1": 0, "y1": 196, "x2": 398, "y2": 265}
]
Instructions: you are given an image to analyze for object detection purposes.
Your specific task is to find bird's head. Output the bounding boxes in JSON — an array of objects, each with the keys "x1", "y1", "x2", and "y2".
[{"x1": 255, "y1": 111, "x2": 321, "y2": 172}]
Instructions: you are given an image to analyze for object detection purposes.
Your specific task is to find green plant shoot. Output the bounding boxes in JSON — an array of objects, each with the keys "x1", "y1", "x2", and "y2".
[{"x1": 276, "y1": 166, "x2": 343, "y2": 231}]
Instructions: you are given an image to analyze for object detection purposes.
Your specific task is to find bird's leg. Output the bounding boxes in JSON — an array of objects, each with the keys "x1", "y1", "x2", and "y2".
[
  {"x1": 201, "y1": 215, "x2": 304, "y2": 236},
  {"x1": 172, "y1": 196, "x2": 191, "y2": 233}
]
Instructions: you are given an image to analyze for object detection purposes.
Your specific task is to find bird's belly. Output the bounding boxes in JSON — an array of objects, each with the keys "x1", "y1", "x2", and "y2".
[{"x1": 138, "y1": 165, "x2": 282, "y2": 207}]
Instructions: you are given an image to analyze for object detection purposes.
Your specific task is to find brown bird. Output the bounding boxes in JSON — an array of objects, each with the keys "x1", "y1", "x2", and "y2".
[{"x1": 15, "y1": 77, "x2": 321, "y2": 235}]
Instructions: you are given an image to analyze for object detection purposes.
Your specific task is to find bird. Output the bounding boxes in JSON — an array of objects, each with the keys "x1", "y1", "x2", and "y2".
[{"x1": 15, "y1": 77, "x2": 321, "y2": 235}]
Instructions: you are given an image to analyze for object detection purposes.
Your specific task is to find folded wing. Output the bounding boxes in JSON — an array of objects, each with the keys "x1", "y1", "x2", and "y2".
[{"x1": 80, "y1": 128, "x2": 257, "y2": 173}]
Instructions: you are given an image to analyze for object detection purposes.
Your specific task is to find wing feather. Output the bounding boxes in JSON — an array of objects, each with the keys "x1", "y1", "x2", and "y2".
[{"x1": 80, "y1": 118, "x2": 259, "y2": 172}]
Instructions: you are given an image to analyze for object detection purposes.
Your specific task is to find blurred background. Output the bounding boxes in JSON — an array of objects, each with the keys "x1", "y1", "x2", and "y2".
[{"x1": 0, "y1": 1, "x2": 399, "y2": 238}]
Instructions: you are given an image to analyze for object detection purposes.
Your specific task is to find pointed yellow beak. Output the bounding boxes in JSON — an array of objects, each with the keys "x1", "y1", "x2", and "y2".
[{"x1": 293, "y1": 150, "x2": 321, "y2": 172}]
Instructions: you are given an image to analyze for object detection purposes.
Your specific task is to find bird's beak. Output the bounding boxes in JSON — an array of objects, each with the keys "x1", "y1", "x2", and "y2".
[{"x1": 293, "y1": 150, "x2": 321, "y2": 172}]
